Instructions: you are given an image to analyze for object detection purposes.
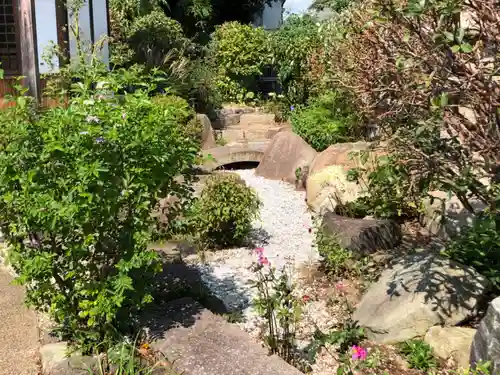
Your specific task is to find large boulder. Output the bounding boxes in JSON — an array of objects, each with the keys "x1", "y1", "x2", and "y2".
[
  {"x1": 309, "y1": 141, "x2": 373, "y2": 175},
  {"x1": 322, "y1": 213, "x2": 402, "y2": 256},
  {"x1": 470, "y1": 296, "x2": 500, "y2": 373},
  {"x1": 255, "y1": 131, "x2": 317, "y2": 185},
  {"x1": 422, "y1": 190, "x2": 487, "y2": 240},
  {"x1": 424, "y1": 326, "x2": 476, "y2": 370},
  {"x1": 306, "y1": 165, "x2": 363, "y2": 213},
  {"x1": 197, "y1": 114, "x2": 216, "y2": 150},
  {"x1": 151, "y1": 298, "x2": 304, "y2": 375},
  {"x1": 353, "y1": 253, "x2": 489, "y2": 344}
]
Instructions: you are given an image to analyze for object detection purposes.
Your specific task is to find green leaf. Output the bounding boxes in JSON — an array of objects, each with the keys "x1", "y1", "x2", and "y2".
[
  {"x1": 460, "y1": 43, "x2": 473, "y2": 53},
  {"x1": 450, "y1": 45, "x2": 460, "y2": 53}
]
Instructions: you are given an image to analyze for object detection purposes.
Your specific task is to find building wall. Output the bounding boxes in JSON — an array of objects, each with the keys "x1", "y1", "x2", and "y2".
[
  {"x1": 35, "y1": 0, "x2": 59, "y2": 74},
  {"x1": 262, "y1": 0, "x2": 284, "y2": 30},
  {"x1": 253, "y1": 0, "x2": 284, "y2": 30}
]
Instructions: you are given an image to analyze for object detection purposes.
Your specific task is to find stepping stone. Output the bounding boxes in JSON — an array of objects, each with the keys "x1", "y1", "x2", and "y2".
[{"x1": 151, "y1": 297, "x2": 303, "y2": 375}]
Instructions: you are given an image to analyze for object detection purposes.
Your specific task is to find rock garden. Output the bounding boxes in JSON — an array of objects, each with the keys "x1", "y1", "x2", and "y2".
[{"x1": 0, "y1": 0, "x2": 499, "y2": 375}]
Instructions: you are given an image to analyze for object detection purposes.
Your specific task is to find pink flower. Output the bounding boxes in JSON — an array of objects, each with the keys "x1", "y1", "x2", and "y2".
[
  {"x1": 335, "y1": 281, "x2": 346, "y2": 293},
  {"x1": 351, "y1": 345, "x2": 367, "y2": 361},
  {"x1": 302, "y1": 295, "x2": 311, "y2": 303},
  {"x1": 258, "y1": 256, "x2": 270, "y2": 266},
  {"x1": 255, "y1": 247, "x2": 264, "y2": 255}
]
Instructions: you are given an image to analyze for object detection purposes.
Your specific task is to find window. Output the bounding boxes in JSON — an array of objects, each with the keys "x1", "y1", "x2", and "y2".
[{"x1": 0, "y1": 0, "x2": 20, "y2": 75}]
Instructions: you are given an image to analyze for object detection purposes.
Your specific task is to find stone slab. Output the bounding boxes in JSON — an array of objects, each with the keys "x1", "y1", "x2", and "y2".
[{"x1": 152, "y1": 298, "x2": 303, "y2": 375}]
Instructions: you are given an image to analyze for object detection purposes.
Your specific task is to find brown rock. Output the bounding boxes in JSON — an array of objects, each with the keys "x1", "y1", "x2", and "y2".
[
  {"x1": 309, "y1": 142, "x2": 373, "y2": 175},
  {"x1": 424, "y1": 326, "x2": 476, "y2": 370},
  {"x1": 197, "y1": 114, "x2": 216, "y2": 150},
  {"x1": 306, "y1": 165, "x2": 362, "y2": 213},
  {"x1": 255, "y1": 132, "x2": 317, "y2": 185},
  {"x1": 322, "y1": 213, "x2": 402, "y2": 256},
  {"x1": 151, "y1": 298, "x2": 303, "y2": 375}
]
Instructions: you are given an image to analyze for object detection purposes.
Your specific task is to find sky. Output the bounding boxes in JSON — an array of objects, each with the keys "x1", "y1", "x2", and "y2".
[{"x1": 284, "y1": 0, "x2": 313, "y2": 14}]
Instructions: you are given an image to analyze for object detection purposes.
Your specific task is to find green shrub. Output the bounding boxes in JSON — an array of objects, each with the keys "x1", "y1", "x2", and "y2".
[
  {"x1": 399, "y1": 340, "x2": 437, "y2": 371},
  {"x1": 189, "y1": 174, "x2": 261, "y2": 248},
  {"x1": 442, "y1": 212, "x2": 500, "y2": 291},
  {"x1": 0, "y1": 78, "x2": 199, "y2": 351},
  {"x1": 315, "y1": 225, "x2": 358, "y2": 278},
  {"x1": 151, "y1": 94, "x2": 203, "y2": 143},
  {"x1": 270, "y1": 14, "x2": 321, "y2": 105},
  {"x1": 209, "y1": 21, "x2": 270, "y2": 102},
  {"x1": 128, "y1": 11, "x2": 188, "y2": 66},
  {"x1": 291, "y1": 91, "x2": 357, "y2": 151},
  {"x1": 347, "y1": 154, "x2": 424, "y2": 221}
]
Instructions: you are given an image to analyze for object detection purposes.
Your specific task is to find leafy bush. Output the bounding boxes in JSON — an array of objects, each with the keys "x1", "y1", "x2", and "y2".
[
  {"x1": 291, "y1": 91, "x2": 357, "y2": 151},
  {"x1": 128, "y1": 11, "x2": 188, "y2": 66},
  {"x1": 189, "y1": 173, "x2": 261, "y2": 248},
  {"x1": 209, "y1": 21, "x2": 270, "y2": 102},
  {"x1": 442, "y1": 212, "x2": 500, "y2": 291},
  {"x1": 0, "y1": 77, "x2": 199, "y2": 351},
  {"x1": 314, "y1": 225, "x2": 359, "y2": 278},
  {"x1": 315, "y1": 0, "x2": 499, "y2": 219},
  {"x1": 270, "y1": 14, "x2": 321, "y2": 104},
  {"x1": 399, "y1": 340, "x2": 438, "y2": 371},
  {"x1": 347, "y1": 154, "x2": 425, "y2": 221}
]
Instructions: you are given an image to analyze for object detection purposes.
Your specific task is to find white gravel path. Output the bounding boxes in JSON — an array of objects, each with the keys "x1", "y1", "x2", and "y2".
[{"x1": 185, "y1": 169, "x2": 319, "y2": 325}]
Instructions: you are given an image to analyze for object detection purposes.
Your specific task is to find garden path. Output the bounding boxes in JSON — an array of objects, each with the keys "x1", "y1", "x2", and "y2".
[
  {"x1": 0, "y1": 266, "x2": 39, "y2": 375},
  {"x1": 185, "y1": 169, "x2": 319, "y2": 329}
]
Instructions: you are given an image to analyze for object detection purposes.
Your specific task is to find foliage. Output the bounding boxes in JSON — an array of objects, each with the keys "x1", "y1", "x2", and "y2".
[
  {"x1": 209, "y1": 21, "x2": 270, "y2": 103},
  {"x1": 347, "y1": 153, "x2": 425, "y2": 221},
  {"x1": 188, "y1": 173, "x2": 261, "y2": 248},
  {"x1": 127, "y1": 11, "x2": 189, "y2": 67},
  {"x1": 309, "y1": 0, "x2": 356, "y2": 13},
  {"x1": 315, "y1": 0, "x2": 500, "y2": 222},
  {"x1": 252, "y1": 248, "x2": 302, "y2": 365},
  {"x1": 91, "y1": 339, "x2": 177, "y2": 374},
  {"x1": 0, "y1": 73, "x2": 199, "y2": 351},
  {"x1": 290, "y1": 91, "x2": 357, "y2": 151},
  {"x1": 399, "y1": 340, "x2": 438, "y2": 371},
  {"x1": 315, "y1": 227, "x2": 358, "y2": 278},
  {"x1": 442, "y1": 212, "x2": 500, "y2": 291},
  {"x1": 462, "y1": 361, "x2": 492, "y2": 375},
  {"x1": 270, "y1": 14, "x2": 321, "y2": 104},
  {"x1": 151, "y1": 95, "x2": 202, "y2": 143}
]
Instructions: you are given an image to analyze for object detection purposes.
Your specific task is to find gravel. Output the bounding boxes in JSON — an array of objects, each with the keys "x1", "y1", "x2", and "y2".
[{"x1": 185, "y1": 169, "x2": 319, "y2": 327}]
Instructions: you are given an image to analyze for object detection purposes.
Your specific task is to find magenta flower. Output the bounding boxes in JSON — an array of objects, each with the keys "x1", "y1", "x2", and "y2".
[
  {"x1": 255, "y1": 248, "x2": 269, "y2": 266},
  {"x1": 255, "y1": 247, "x2": 264, "y2": 255},
  {"x1": 351, "y1": 345, "x2": 367, "y2": 361},
  {"x1": 259, "y1": 256, "x2": 270, "y2": 266}
]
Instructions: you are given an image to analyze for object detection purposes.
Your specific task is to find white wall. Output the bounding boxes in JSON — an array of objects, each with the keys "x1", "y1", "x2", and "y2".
[
  {"x1": 92, "y1": 0, "x2": 109, "y2": 66},
  {"x1": 34, "y1": 0, "x2": 59, "y2": 73}
]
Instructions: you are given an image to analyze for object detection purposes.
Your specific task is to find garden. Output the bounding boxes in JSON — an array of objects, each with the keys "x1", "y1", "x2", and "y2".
[{"x1": 0, "y1": 0, "x2": 499, "y2": 374}]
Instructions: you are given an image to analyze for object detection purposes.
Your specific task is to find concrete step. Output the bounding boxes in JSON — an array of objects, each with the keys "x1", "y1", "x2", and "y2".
[{"x1": 151, "y1": 298, "x2": 304, "y2": 375}]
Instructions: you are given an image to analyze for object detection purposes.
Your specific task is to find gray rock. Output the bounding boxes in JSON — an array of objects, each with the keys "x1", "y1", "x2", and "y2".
[
  {"x1": 151, "y1": 297, "x2": 303, "y2": 375},
  {"x1": 197, "y1": 114, "x2": 216, "y2": 150},
  {"x1": 322, "y1": 213, "x2": 402, "y2": 256},
  {"x1": 40, "y1": 342, "x2": 99, "y2": 375},
  {"x1": 422, "y1": 190, "x2": 487, "y2": 240},
  {"x1": 470, "y1": 296, "x2": 500, "y2": 373},
  {"x1": 353, "y1": 253, "x2": 489, "y2": 344}
]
